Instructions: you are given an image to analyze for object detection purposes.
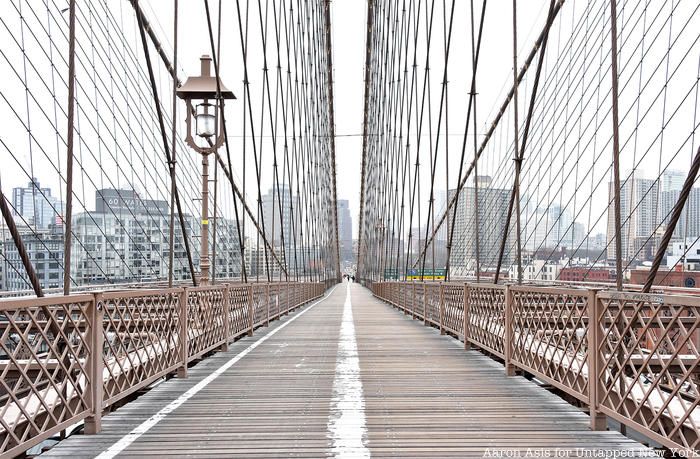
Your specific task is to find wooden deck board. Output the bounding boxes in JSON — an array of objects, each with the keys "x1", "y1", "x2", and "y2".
[{"x1": 41, "y1": 283, "x2": 656, "y2": 458}]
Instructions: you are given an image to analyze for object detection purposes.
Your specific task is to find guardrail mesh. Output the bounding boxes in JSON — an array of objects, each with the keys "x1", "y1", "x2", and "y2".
[
  {"x1": 372, "y1": 281, "x2": 700, "y2": 452},
  {"x1": 0, "y1": 281, "x2": 326, "y2": 457}
]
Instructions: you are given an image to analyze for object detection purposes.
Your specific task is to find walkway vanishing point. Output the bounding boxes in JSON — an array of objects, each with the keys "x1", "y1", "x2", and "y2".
[{"x1": 41, "y1": 283, "x2": 655, "y2": 458}]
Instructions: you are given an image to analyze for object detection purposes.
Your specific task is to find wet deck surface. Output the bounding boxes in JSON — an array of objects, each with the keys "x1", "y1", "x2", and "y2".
[{"x1": 42, "y1": 282, "x2": 655, "y2": 458}]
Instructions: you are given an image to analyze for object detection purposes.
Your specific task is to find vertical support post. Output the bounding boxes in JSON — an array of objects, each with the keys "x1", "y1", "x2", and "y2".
[
  {"x1": 220, "y1": 284, "x2": 230, "y2": 352},
  {"x1": 248, "y1": 284, "x2": 254, "y2": 336},
  {"x1": 286, "y1": 282, "x2": 291, "y2": 314},
  {"x1": 423, "y1": 283, "x2": 428, "y2": 325},
  {"x1": 212, "y1": 158, "x2": 218, "y2": 284},
  {"x1": 439, "y1": 283, "x2": 445, "y2": 335},
  {"x1": 276, "y1": 285, "x2": 280, "y2": 318},
  {"x1": 167, "y1": 0, "x2": 179, "y2": 288},
  {"x1": 463, "y1": 283, "x2": 471, "y2": 350},
  {"x1": 412, "y1": 283, "x2": 416, "y2": 319},
  {"x1": 266, "y1": 283, "x2": 271, "y2": 326},
  {"x1": 511, "y1": 0, "x2": 522, "y2": 285},
  {"x1": 177, "y1": 288, "x2": 188, "y2": 378},
  {"x1": 403, "y1": 284, "x2": 408, "y2": 315},
  {"x1": 200, "y1": 154, "x2": 211, "y2": 286},
  {"x1": 504, "y1": 284, "x2": 516, "y2": 376},
  {"x1": 609, "y1": 0, "x2": 623, "y2": 291},
  {"x1": 63, "y1": 0, "x2": 77, "y2": 295},
  {"x1": 587, "y1": 288, "x2": 607, "y2": 430},
  {"x1": 85, "y1": 294, "x2": 103, "y2": 434}
]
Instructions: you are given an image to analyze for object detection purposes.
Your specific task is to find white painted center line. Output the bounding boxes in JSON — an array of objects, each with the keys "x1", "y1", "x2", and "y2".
[
  {"x1": 96, "y1": 285, "x2": 337, "y2": 459},
  {"x1": 327, "y1": 283, "x2": 370, "y2": 458}
]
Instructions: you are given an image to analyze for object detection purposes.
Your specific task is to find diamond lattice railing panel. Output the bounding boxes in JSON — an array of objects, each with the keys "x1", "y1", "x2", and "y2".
[
  {"x1": 468, "y1": 284, "x2": 506, "y2": 358},
  {"x1": 0, "y1": 295, "x2": 94, "y2": 456},
  {"x1": 510, "y1": 287, "x2": 590, "y2": 403},
  {"x1": 404, "y1": 284, "x2": 415, "y2": 312},
  {"x1": 424, "y1": 284, "x2": 440, "y2": 325},
  {"x1": 228, "y1": 286, "x2": 251, "y2": 337},
  {"x1": 443, "y1": 284, "x2": 465, "y2": 337},
  {"x1": 291, "y1": 284, "x2": 301, "y2": 308},
  {"x1": 268, "y1": 284, "x2": 281, "y2": 319},
  {"x1": 100, "y1": 290, "x2": 182, "y2": 405},
  {"x1": 251, "y1": 285, "x2": 268, "y2": 327},
  {"x1": 186, "y1": 287, "x2": 227, "y2": 361},
  {"x1": 596, "y1": 292, "x2": 700, "y2": 451},
  {"x1": 414, "y1": 283, "x2": 426, "y2": 318},
  {"x1": 397, "y1": 284, "x2": 406, "y2": 311},
  {"x1": 277, "y1": 284, "x2": 290, "y2": 314}
]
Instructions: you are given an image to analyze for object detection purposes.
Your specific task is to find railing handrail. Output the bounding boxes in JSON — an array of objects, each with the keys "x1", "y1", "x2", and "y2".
[
  {"x1": 371, "y1": 281, "x2": 700, "y2": 452},
  {"x1": 0, "y1": 280, "x2": 331, "y2": 458}
]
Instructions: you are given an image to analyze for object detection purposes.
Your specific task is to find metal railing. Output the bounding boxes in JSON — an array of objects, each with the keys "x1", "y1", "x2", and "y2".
[
  {"x1": 372, "y1": 281, "x2": 700, "y2": 452},
  {"x1": 0, "y1": 281, "x2": 325, "y2": 458}
]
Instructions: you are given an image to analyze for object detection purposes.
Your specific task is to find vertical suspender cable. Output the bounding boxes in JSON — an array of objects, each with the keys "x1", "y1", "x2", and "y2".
[
  {"x1": 444, "y1": 0, "x2": 486, "y2": 274},
  {"x1": 134, "y1": 0, "x2": 198, "y2": 286},
  {"x1": 494, "y1": 0, "x2": 555, "y2": 284},
  {"x1": 358, "y1": 0, "x2": 375, "y2": 281},
  {"x1": 63, "y1": 0, "x2": 76, "y2": 295},
  {"x1": 167, "y1": 0, "x2": 178, "y2": 287},
  {"x1": 471, "y1": 0, "x2": 481, "y2": 282},
  {"x1": 609, "y1": 0, "x2": 623, "y2": 291},
  {"x1": 511, "y1": 0, "x2": 522, "y2": 284}
]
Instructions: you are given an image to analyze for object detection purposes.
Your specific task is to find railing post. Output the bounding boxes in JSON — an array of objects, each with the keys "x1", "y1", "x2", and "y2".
[
  {"x1": 423, "y1": 282, "x2": 428, "y2": 325},
  {"x1": 266, "y1": 283, "x2": 271, "y2": 326},
  {"x1": 463, "y1": 283, "x2": 471, "y2": 350},
  {"x1": 248, "y1": 284, "x2": 254, "y2": 336},
  {"x1": 403, "y1": 284, "x2": 408, "y2": 315},
  {"x1": 504, "y1": 284, "x2": 516, "y2": 376},
  {"x1": 587, "y1": 288, "x2": 607, "y2": 430},
  {"x1": 439, "y1": 283, "x2": 445, "y2": 335},
  {"x1": 412, "y1": 282, "x2": 416, "y2": 319},
  {"x1": 85, "y1": 293, "x2": 104, "y2": 434},
  {"x1": 221, "y1": 284, "x2": 230, "y2": 352},
  {"x1": 285, "y1": 282, "x2": 290, "y2": 314},
  {"x1": 276, "y1": 285, "x2": 280, "y2": 318},
  {"x1": 177, "y1": 288, "x2": 188, "y2": 378}
]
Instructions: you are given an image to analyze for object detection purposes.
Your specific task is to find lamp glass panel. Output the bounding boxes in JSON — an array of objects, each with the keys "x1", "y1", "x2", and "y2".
[{"x1": 196, "y1": 103, "x2": 216, "y2": 138}]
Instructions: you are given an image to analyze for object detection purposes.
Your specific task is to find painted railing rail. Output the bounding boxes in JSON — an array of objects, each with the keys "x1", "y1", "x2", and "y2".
[
  {"x1": 372, "y1": 281, "x2": 699, "y2": 452},
  {"x1": 0, "y1": 282, "x2": 325, "y2": 458}
]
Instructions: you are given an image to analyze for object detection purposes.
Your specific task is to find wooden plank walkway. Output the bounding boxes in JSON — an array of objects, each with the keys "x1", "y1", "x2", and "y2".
[{"x1": 42, "y1": 282, "x2": 656, "y2": 458}]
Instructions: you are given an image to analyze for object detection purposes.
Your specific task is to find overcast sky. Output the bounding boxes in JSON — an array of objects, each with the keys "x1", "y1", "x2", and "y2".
[
  {"x1": 123, "y1": 0, "x2": 552, "y2": 238},
  {"x1": 2, "y1": 0, "x2": 697, "y2": 245}
]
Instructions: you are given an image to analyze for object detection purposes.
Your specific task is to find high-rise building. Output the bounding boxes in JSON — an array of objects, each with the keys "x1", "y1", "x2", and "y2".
[
  {"x1": 262, "y1": 185, "x2": 297, "y2": 257},
  {"x1": 660, "y1": 171, "x2": 700, "y2": 239},
  {"x1": 12, "y1": 178, "x2": 64, "y2": 230},
  {"x1": 337, "y1": 199, "x2": 353, "y2": 262},
  {"x1": 527, "y1": 205, "x2": 585, "y2": 251},
  {"x1": 663, "y1": 170, "x2": 685, "y2": 192},
  {"x1": 3, "y1": 228, "x2": 64, "y2": 291},
  {"x1": 71, "y1": 189, "x2": 192, "y2": 284},
  {"x1": 448, "y1": 176, "x2": 513, "y2": 274},
  {"x1": 606, "y1": 177, "x2": 659, "y2": 262},
  {"x1": 68, "y1": 189, "x2": 241, "y2": 285}
]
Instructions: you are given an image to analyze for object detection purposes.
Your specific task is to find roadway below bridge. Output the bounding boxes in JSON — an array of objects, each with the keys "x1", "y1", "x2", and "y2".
[{"x1": 42, "y1": 282, "x2": 655, "y2": 458}]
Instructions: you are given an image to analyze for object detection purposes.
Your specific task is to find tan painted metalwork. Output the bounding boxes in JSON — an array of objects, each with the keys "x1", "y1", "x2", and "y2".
[
  {"x1": 0, "y1": 282, "x2": 324, "y2": 458},
  {"x1": 372, "y1": 281, "x2": 700, "y2": 452}
]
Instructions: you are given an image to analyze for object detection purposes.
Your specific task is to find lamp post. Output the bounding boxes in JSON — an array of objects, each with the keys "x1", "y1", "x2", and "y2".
[{"x1": 177, "y1": 55, "x2": 235, "y2": 285}]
